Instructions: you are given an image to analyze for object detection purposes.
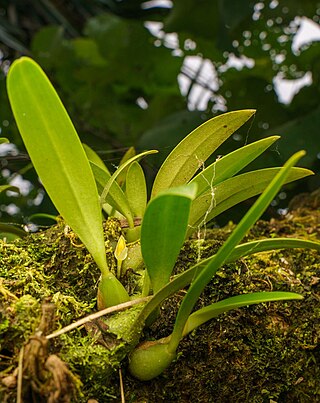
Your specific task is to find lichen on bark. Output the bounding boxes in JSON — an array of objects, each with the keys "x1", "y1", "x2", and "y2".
[{"x1": 0, "y1": 190, "x2": 320, "y2": 402}]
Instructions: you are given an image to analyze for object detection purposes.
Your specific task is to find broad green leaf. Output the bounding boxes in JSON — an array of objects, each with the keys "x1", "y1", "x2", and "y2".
[
  {"x1": 135, "y1": 237, "x2": 320, "y2": 326},
  {"x1": 125, "y1": 161, "x2": 147, "y2": 217},
  {"x1": 190, "y1": 136, "x2": 280, "y2": 197},
  {"x1": 187, "y1": 166, "x2": 313, "y2": 236},
  {"x1": 0, "y1": 138, "x2": 9, "y2": 144},
  {"x1": 0, "y1": 185, "x2": 19, "y2": 194},
  {"x1": 100, "y1": 149, "x2": 158, "y2": 205},
  {"x1": 168, "y1": 151, "x2": 307, "y2": 353},
  {"x1": 90, "y1": 161, "x2": 134, "y2": 227},
  {"x1": 7, "y1": 57, "x2": 108, "y2": 275},
  {"x1": 182, "y1": 291, "x2": 303, "y2": 336},
  {"x1": 141, "y1": 184, "x2": 197, "y2": 293},
  {"x1": 151, "y1": 109, "x2": 255, "y2": 197},
  {"x1": 83, "y1": 143, "x2": 110, "y2": 174}
]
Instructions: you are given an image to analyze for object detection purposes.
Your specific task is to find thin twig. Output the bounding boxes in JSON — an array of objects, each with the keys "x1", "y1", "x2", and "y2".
[
  {"x1": 119, "y1": 368, "x2": 125, "y2": 403},
  {"x1": 17, "y1": 345, "x2": 24, "y2": 403},
  {"x1": 46, "y1": 297, "x2": 151, "y2": 340}
]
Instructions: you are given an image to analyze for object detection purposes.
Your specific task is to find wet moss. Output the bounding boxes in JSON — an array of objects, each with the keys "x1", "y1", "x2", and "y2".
[{"x1": 0, "y1": 191, "x2": 319, "y2": 402}]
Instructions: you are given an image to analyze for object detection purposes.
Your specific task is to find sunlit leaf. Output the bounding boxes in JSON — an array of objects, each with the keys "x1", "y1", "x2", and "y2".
[
  {"x1": 151, "y1": 109, "x2": 255, "y2": 197},
  {"x1": 7, "y1": 57, "x2": 108, "y2": 274}
]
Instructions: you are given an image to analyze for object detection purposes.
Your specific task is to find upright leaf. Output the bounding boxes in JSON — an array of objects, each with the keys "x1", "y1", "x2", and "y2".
[
  {"x1": 125, "y1": 161, "x2": 147, "y2": 217},
  {"x1": 151, "y1": 109, "x2": 255, "y2": 197},
  {"x1": 141, "y1": 184, "x2": 197, "y2": 293},
  {"x1": 7, "y1": 57, "x2": 108, "y2": 274}
]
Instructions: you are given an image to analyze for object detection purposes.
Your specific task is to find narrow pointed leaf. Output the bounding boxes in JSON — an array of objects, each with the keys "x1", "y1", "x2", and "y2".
[
  {"x1": 141, "y1": 184, "x2": 197, "y2": 293},
  {"x1": 190, "y1": 136, "x2": 280, "y2": 196},
  {"x1": 125, "y1": 161, "x2": 147, "y2": 217},
  {"x1": 182, "y1": 292, "x2": 303, "y2": 336},
  {"x1": 135, "y1": 237, "x2": 320, "y2": 326},
  {"x1": 168, "y1": 151, "x2": 307, "y2": 353},
  {"x1": 187, "y1": 167, "x2": 313, "y2": 236},
  {"x1": 151, "y1": 109, "x2": 255, "y2": 197},
  {"x1": 7, "y1": 57, "x2": 108, "y2": 274}
]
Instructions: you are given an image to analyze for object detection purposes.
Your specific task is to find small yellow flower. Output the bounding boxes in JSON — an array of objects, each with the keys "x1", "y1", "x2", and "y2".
[
  {"x1": 115, "y1": 235, "x2": 128, "y2": 261},
  {"x1": 115, "y1": 235, "x2": 128, "y2": 278}
]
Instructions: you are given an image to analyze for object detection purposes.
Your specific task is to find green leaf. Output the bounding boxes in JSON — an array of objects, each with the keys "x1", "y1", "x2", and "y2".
[
  {"x1": 7, "y1": 57, "x2": 108, "y2": 275},
  {"x1": 0, "y1": 223, "x2": 27, "y2": 238},
  {"x1": 135, "y1": 237, "x2": 320, "y2": 327},
  {"x1": 168, "y1": 151, "x2": 307, "y2": 353},
  {"x1": 141, "y1": 184, "x2": 197, "y2": 293},
  {"x1": 83, "y1": 143, "x2": 110, "y2": 174},
  {"x1": 0, "y1": 185, "x2": 20, "y2": 195},
  {"x1": 117, "y1": 146, "x2": 136, "y2": 187},
  {"x1": 90, "y1": 161, "x2": 134, "y2": 226},
  {"x1": 190, "y1": 136, "x2": 280, "y2": 197},
  {"x1": 100, "y1": 149, "x2": 158, "y2": 205},
  {"x1": 28, "y1": 213, "x2": 58, "y2": 222},
  {"x1": 125, "y1": 161, "x2": 147, "y2": 217},
  {"x1": 182, "y1": 291, "x2": 303, "y2": 336},
  {"x1": 151, "y1": 109, "x2": 255, "y2": 197},
  {"x1": 0, "y1": 138, "x2": 9, "y2": 144},
  {"x1": 187, "y1": 166, "x2": 313, "y2": 236}
]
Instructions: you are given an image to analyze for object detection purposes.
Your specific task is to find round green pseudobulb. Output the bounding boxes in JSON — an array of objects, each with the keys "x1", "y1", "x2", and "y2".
[
  {"x1": 97, "y1": 273, "x2": 130, "y2": 309},
  {"x1": 128, "y1": 339, "x2": 176, "y2": 381}
]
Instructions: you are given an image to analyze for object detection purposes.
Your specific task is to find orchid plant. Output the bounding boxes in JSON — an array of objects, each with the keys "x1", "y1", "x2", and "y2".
[{"x1": 6, "y1": 57, "x2": 320, "y2": 381}]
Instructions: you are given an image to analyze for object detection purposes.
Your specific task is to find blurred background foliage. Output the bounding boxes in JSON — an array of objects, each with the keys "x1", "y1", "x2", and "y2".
[{"x1": 0, "y1": 0, "x2": 320, "y2": 227}]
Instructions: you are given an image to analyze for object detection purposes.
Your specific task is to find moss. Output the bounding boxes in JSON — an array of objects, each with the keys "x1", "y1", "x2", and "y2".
[{"x1": 0, "y1": 191, "x2": 319, "y2": 402}]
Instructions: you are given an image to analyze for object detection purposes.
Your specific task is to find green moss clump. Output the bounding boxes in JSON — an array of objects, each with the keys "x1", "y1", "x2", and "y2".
[{"x1": 0, "y1": 191, "x2": 320, "y2": 402}]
